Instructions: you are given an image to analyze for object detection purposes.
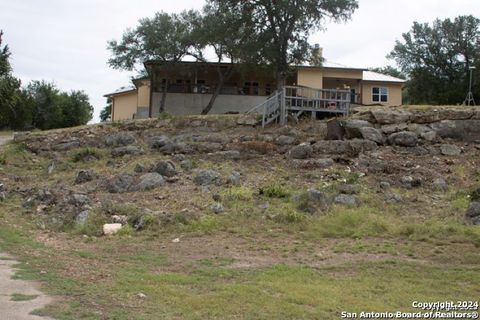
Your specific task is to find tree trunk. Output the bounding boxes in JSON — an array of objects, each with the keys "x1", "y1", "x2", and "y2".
[
  {"x1": 159, "y1": 79, "x2": 168, "y2": 113},
  {"x1": 201, "y1": 67, "x2": 232, "y2": 115},
  {"x1": 276, "y1": 71, "x2": 286, "y2": 92}
]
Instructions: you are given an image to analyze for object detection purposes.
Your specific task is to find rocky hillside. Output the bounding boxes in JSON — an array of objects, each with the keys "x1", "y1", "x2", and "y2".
[{"x1": 1, "y1": 108, "x2": 480, "y2": 234}]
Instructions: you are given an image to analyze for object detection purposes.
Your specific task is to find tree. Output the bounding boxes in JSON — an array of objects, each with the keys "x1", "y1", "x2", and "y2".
[
  {"x1": 369, "y1": 66, "x2": 405, "y2": 79},
  {"x1": 208, "y1": 0, "x2": 359, "y2": 90},
  {"x1": 25, "y1": 81, "x2": 93, "y2": 130},
  {"x1": 108, "y1": 11, "x2": 195, "y2": 112},
  {"x1": 0, "y1": 30, "x2": 26, "y2": 130},
  {"x1": 187, "y1": 3, "x2": 255, "y2": 114},
  {"x1": 389, "y1": 15, "x2": 480, "y2": 104},
  {"x1": 100, "y1": 98, "x2": 112, "y2": 122}
]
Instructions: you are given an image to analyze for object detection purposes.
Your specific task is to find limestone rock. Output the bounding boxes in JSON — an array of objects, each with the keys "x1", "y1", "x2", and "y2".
[
  {"x1": 465, "y1": 202, "x2": 480, "y2": 225},
  {"x1": 440, "y1": 144, "x2": 461, "y2": 156},
  {"x1": 153, "y1": 160, "x2": 177, "y2": 177},
  {"x1": 371, "y1": 110, "x2": 411, "y2": 124},
  {"x1": 105, "y1": 132, "x2": 136, "y2": 147},
  {"x1": 107, "y1": 173, "x2": 135, "y2": 193},
  {"x1": 193, "y1": 170, "x2": 221, "y2": 186},
  {"x1": 359, "y1": 127, "x2": 385, "y2": 144},
  {"x1": 343, "y1": 120, "x2": 373, "y2": 139},
  {"x1": 75, "y1": 169, "x2": 95, "y2": 184},
  {"x1": 388, "y1": 131, "x2": 418, "y2": 147},
  {"x1": 289, "y1": 144, "x2": 313, "y2": 159},
  {"x1": 132, "y1": 173, "x2": 165, "y2": 191},
  {"x1": 334, "y1": 194, "x2": 359, "y2": 206},
  {"x1": 111, "y1": 146, "x2": 144, "y2": 157},
  {"x1": 103, "y1": 223, "x2": 122, "y2": 235}
]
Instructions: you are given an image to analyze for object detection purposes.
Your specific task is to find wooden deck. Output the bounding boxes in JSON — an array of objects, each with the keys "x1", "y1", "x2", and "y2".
[{"x1": 248, "y1": 85, "x2": 351, "y2": 127}]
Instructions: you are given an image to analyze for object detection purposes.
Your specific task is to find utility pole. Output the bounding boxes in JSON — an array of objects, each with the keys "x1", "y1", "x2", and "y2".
[{"x1": 464, "y1": 66, "x2": 476, "y2": 106}]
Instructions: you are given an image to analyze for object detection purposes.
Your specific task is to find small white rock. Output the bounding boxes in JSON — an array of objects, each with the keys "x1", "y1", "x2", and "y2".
[
  {"x1": 137, "y1": 292, "x2": 147, "y2": 299},
  {"x1": 172, "y1": 238, "x2": 180, "y2": 243},
  {"x1": 103, "y1": 223, "x2": 122, "y2": 235}
]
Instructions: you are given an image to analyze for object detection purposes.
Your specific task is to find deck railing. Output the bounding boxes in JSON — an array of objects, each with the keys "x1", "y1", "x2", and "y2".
[
  {"x1": 283, "y1": 86, "x2": 351, "y2": 115},
  {"x1": 247, "y1": 86, "x2": 351, "y2": 127}
]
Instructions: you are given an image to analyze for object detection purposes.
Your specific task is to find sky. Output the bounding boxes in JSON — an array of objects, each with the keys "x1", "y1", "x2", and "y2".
[{"x1": 0, "y1": 0, "x2": 478, "y2": 122}]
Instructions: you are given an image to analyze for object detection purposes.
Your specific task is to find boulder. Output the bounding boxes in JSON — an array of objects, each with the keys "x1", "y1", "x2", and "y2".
[
  {"x1": 274, "y1": 135, "x2": 296, "y2": 146},
  {"x1": 103, "y1": 223, "x2": 122, "y2": 235},
  {"x1": 465, "y1": 202, "x2": 480, "y2": 225},
  {"x1": 75, "y1": 210, "x2": 90, "y2": 225},
  {"x1": 111, "y1": 146, "x2": 144, "y2": 157},
  {"x1": 153, "y1": 160, "x2": 177, "y2": 177},
  {"x1": 342, "y1": 120, "x2": 373, "y2": 139},
  {"x1": 227, "y1": 171, "x2": 241, "y2": 185},
  {"x1": 75, "y1": 169, "x2": 95, "y2": 184},
  {"x1": 338, "y1": 184, "x2": 359, "y2": 195},
  {"x1": 400, "y1": 175, "x2": 422, "y2": 189},
  {"x1": 359, "y1": 127, "x2": 385, "y2": 144},
  {"x1": 149, "y1": 135, "x2": 172, "y2": 149},
  {"x1": 384, "y1": 192, "x2": 403, "y2": 203},
  {"x1": 193, "y1": 170, "x2": 221, "y2": 186},
  {"x1": 371, "y1": 110, "x2": 411, "y2": 124},
  {"x1": 132, "y1": 173, "x2": 165, "y2": 191},
  {"x1": 209, "y1": 202, "x2": 224, "y2": 214},
  {"x1": 348, "y1": 139, "x2": 378, "y2": 155},
  {"x1": 326, "y1": 118, "x2": 345, "y2": 140},
  {"x1": 410, "y1": 110, "x2": 441, "y2": 124},
  {"x1": 419, "y1": 131, "x2": 437, "y2": 142},
  {"x1": 440, "y1": 144, "x2": 461, "y2": 156},
  {"x1": 433, "y1": 178, "x2": 448, "y2": 191},
  {"x1": 104, "y1": 132, "x2": 136, "y2": 147},
  {"x1": 289, "y1": 144, "x2": 313, "y2": 159},
  {"x1": 296, "y1": 188, "x2": 329, "y2": 213},
  {"x1": 388, "y1": 131, "x2": 418, "y2": 147},
  {"x1": 195, "y1": 142, "x2": 224, "y2": 153},
  {"x1": 334, "y1": 194, "x2": 359, "y2": 206},
  {"x1": 69, "y1": 194, "x2": 90, "y2": 207},
  {"x1": 107, "y1": 173, "x2": 135, "y2": 193},
  {"x1": 53, "y1": 139, "x2": 80, "y2": 151},
  {"x1": 381, "y1": 123, "x2": 408, "y2": 134}
]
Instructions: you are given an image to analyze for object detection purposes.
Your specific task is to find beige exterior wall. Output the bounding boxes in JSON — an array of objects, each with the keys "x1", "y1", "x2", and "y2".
[
  {"x1": 112, "y1": 91, "x2": 138, "y2": 121},
  {"x1": 152, "y1": 93, "x2": 266, "y2": 116},
  {"x1": 136, "y1": 81, "x2": 151, "y2": 108},
  {"x1": 296, "y1": 69, "x2": 323, "y2": 89},
  {"x1": 361, "y1": 82, "x2": 403, "y2": 106}
]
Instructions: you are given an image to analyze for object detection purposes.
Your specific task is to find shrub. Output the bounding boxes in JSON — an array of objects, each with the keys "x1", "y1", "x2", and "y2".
[{"x1": 221, "y1": 186, "x2": 254, "y2": 202}]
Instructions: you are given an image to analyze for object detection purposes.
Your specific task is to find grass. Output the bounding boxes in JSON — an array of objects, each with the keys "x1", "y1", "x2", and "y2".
[{"x1": 10, "y1": 293, "x2": 39, "y2": 301}]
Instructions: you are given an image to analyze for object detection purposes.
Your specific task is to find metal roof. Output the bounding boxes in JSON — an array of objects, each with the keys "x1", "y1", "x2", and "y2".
[
  {"x1": 363, "y1": 70, "x2": 406, "y2": 83},
  {"x1": 103, "y1": 86, "x2": 136, "y2": 97}
]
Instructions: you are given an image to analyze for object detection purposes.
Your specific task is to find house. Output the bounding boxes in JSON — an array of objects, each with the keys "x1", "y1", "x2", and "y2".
[{"x1": 105, "y1": 61, "x2": 405, "y2": 121}]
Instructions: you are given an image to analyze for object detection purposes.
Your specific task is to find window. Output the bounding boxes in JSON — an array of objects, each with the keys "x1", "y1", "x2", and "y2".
[{"x1": 372, "y1": 87, "x2": 388, "y2": 102}]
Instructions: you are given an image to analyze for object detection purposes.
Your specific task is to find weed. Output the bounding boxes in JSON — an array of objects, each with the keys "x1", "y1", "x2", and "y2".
[
  {"x1": 260, "y1": 184, "x2": 290, "y2": 198},
  {"x1": 270, "y1": 210, "x2": 306, "y2": 223},
  {"x1": 221, "y1": 186, "x2": 254, "y2": 202}
]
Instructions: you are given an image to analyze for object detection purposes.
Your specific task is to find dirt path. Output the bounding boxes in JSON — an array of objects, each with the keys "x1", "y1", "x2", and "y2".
[
  {"x1": 0, "y1": 134, "x2": 54, "y2": 318},
  {"x1": 0, "y1": 253, "x2": 53, "y2": 320}
]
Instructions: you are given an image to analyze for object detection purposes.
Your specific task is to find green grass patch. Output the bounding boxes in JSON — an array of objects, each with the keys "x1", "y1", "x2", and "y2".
[
  {"x1": 10, "y1": 293, "x2": 39, "y2": 301},
  {"x1": 260, "y1": 184, "x2": 290, "y2": 198}
]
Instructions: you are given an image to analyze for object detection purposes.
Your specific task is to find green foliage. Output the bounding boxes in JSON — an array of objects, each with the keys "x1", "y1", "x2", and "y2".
[
  {"x1": 26, "y1": 81, "x2": 93, "y2": 130},
  {"x1": 221, "y1": 186, "x2": 254, "y2": 201},
  {"x1": 100, "y1": 98, "x2": 112, "y2": 122},
  {"x1": 210, "y1": 0, "x2": 359, "y2": 88},
  {"x1": 389, "y1": 15, "x2": 480, "y2": 104},
  {"x1": 260, "y1": 184, "x2": 290, "y2": 198},
  {"x1": 369, "y1": 66, "x2": 405, "y2": 79}
]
